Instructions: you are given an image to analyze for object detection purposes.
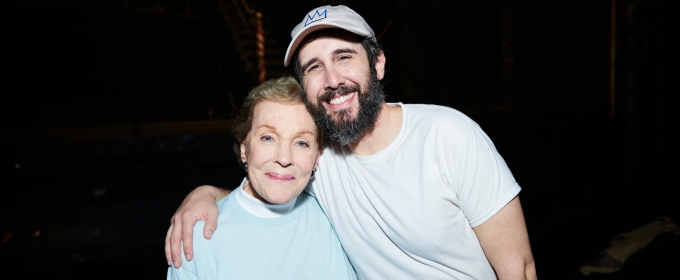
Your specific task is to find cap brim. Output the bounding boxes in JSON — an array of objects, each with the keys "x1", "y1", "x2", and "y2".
[{"x1": 284, "y1": 22, "x2": 372, "y2": 67}]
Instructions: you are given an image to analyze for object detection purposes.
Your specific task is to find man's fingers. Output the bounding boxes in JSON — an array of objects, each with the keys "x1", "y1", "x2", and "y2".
[
  {"x1": 203, "y1": 209, "x2": 219, "y2": 239},
  {"x1": 165, "y1": 185, "x2": 226, "y2": 268},
  {"x1": 181, "y1": 213, "x2": 195, "y2": 262},
  {"x1": 164, "y1": 226, "x2": 173, "y2": 267},
  {"x1": 169, "y1": 216, "x2": 184, "y2": 268}
]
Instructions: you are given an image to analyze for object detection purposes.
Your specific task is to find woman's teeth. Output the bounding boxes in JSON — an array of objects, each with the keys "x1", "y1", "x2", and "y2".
[{"x1": 329, "y1": 92, "x2": 355, "y2": 105}]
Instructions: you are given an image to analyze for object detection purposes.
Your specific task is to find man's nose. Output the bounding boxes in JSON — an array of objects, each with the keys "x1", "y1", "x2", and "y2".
[{"x1": 323, "y1": 64, "x2": 344, "y2": 90}]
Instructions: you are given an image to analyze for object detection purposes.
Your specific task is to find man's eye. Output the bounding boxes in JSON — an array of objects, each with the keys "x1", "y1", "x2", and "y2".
[{"x1": 307, "y1": 64, "x2": 320, "y2": 73}]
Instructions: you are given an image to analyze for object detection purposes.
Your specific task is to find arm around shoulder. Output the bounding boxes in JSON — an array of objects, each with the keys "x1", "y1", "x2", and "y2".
[
  {"x1": 473, "y1": 196, "x2": 537, "y2": 280},
  {"x1": 165, "y1": 185, "x2": 231, "y2": 268}
]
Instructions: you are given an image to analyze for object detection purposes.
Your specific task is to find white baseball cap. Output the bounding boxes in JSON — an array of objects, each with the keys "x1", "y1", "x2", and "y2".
[{"x1": 284, "y1": 5, "x2": 375, "y2": 67}]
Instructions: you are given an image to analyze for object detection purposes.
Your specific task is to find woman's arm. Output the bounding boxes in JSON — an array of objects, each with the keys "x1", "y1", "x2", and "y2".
[{"x1": 165, "y1": 185, "x2": 231, "y2": 268}]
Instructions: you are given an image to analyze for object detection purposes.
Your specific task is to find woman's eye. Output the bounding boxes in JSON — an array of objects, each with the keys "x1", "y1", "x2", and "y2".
[
  {"x1": 260, "y1": 135, "x2": 273, "y2": 142},
  {"x1": 295, "y1": 141, "x2": 310, "y2": 148}
]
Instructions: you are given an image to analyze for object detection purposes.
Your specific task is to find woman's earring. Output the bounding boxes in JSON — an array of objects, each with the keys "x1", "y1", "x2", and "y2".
[
  {"x1": 243, "y1": 163, "x2": 248, "y2": 172},
  {"x1": 310, "y1": 168, "x2": 317, "y2": 179}
]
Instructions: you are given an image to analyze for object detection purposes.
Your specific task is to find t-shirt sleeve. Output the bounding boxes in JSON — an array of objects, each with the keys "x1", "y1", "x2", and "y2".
[{"x1": 442, "y1": 119, "x2": 521, "y2": 228}]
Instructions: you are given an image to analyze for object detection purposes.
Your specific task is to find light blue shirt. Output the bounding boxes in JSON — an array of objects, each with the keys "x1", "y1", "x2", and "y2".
[{"x1": 168, "y1": 180, "x2": 356, "y2": 280}]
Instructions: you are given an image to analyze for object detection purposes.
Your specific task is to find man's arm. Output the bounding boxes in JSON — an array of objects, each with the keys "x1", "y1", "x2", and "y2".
[
  {"x1": 473, "y1": 196, "x2": 537, "y2": 280},
  {"x1": 164, "y1": 185, "x2": 230, "y2": 268}
]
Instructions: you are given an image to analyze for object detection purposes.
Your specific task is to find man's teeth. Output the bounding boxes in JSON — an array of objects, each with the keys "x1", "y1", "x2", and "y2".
[{"x1": 329, "y1": 92, "x2": 355, "y2": 105}]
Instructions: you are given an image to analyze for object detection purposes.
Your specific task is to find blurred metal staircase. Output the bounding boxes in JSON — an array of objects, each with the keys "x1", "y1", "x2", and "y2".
[{"x1": 217, "y1": 0, "x2": 288, "y2": 82}]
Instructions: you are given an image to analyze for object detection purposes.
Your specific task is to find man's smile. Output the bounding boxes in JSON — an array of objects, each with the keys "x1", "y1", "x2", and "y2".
[{"x1": 328, "y1": 91, "x2": 356, "y2": 105}]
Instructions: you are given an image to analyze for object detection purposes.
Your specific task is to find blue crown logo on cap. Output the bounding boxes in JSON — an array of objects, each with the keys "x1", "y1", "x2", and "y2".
[{"x1": 304, "y1": 9, "x2": 327, "y2": 26}]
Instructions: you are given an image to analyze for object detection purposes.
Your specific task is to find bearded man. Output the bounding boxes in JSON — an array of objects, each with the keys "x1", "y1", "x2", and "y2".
[{"x1": 166, "y1": 5, "x2": 536, "y2": 279}]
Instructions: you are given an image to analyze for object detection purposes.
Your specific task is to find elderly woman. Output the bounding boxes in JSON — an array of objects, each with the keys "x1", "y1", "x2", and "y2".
[{"x1": 167, "y1": 77, "x2": 356, "y2": 279}]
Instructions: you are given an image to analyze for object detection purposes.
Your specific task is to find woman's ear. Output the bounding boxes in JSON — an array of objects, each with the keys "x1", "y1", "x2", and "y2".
[
  {"x1": 313, "y1": 150, "x2": 322, "y2": 170},
  {"x1": 240, "y1": 141, "x2": 247, "y2": 163}
]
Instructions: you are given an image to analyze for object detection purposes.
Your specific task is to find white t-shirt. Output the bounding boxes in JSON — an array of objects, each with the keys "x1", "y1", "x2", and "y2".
[{"x1": 308, "y1": 103, "x2": 521, "y2": 279}]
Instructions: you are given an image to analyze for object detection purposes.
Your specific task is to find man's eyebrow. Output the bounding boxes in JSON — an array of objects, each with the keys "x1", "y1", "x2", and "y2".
[
  {"x1": 300, "y1": 58, "x2": 318, "y2": 73},
  {"x1": 332, "y1": 48, "x2": 358, "y2": 56},
  {"x1": 300, "y1": 48, "x2": 359, "y2": 72}
]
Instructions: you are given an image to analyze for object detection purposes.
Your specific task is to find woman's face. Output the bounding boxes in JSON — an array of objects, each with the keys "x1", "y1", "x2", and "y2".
[{"x1": 241, "y1": 100, "x2": 321, "y2": 204}]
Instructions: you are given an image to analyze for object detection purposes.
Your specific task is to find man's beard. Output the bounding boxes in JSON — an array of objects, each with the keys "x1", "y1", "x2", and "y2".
[{"x1": 304, "y1": 73, "x2": 385, "y2": 146}]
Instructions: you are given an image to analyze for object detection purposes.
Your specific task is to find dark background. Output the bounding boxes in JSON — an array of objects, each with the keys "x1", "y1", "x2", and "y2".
[{"x1": 1, "y1": 0, "x2": 678, "y2": 279}]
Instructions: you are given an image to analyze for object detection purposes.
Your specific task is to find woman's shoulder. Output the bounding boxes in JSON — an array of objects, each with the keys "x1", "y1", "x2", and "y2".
[
  {"x1": 217, "y1": 189, "x2": 237, "y2": 208},
  {"x1": 294, "y1": 191, "x2": 327, "y2": 217}
]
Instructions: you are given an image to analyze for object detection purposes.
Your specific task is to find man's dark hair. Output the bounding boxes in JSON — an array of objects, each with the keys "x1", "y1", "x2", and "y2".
[{"x1": 291, "y1": 31, "x2": 383, "y2": 92}]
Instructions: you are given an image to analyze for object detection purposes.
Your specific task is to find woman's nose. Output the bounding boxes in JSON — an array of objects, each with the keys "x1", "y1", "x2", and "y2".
[{"x1": 275, "y1": 144, "x2": 293, "y2": 167}]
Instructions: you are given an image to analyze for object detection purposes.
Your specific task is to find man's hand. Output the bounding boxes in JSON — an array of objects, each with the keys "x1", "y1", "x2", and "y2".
[
  {"x1": 164, "y1": 185, "x2": 230, "y2": 268},
  {"x1": 473, "y1": 196, "x2": 537, "y2": 280}
]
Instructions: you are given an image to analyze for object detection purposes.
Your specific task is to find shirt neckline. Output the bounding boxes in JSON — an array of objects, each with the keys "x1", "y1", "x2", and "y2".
[
  {"x1": 235, "y1": 178, "x2": 298, "y2": 218},
  {"x1": 348, "y1": 102, "x2": 407, "y2": 165}
]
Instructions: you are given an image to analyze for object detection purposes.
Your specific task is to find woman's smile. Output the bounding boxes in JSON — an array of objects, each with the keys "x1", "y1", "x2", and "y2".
[{"x1": 265, "y1": 172, "x2": 295, "y2": 181}]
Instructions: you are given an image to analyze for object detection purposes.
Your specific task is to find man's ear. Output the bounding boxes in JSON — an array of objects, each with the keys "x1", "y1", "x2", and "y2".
[{"x1": 375, "y1": 51, "x2": 386, "y2": 80}]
